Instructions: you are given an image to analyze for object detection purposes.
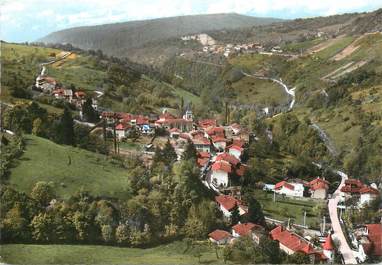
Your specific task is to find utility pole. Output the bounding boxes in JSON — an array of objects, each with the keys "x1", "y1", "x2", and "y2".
[
  {"x1": 303, "y1": 210, "x2": 306, "y2": 227},
  {"x1": 113, "y1": 117, "x2": 117, "y2": 154},
  {"x1": 273, "y1": 190, "x2": 276, "y2": 202}
]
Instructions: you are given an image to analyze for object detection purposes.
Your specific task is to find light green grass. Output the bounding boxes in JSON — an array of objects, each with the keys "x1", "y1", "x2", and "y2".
[
  {"x1": 0, "y1": 242, "x2": 225, "y2": 265},
  {"x1": 254, "y1": 189, "x2": 322, "y2": 229},
  {"x1": 9, "y1": 135, "x2": 131, "y2": 200},
  {"x1": 232, "y1": 76, "x2": 289, "y2": 106},
  {"x1": 46, "y1": 54, "x2": 107, "y2": 91}
]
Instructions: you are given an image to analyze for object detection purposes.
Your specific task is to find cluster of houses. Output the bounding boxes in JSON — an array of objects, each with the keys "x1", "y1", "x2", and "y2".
[
  {"x1": 34, "y1": 73, "x2": 98, "y2": 112},
  {"x1": 339, "y1": 179, "x2": 380, "y2": 207},
  {"x1": 201, "y1": 42, "x2": 265, "y2": 58},
  {"x1": 263, "y1": 177, "x2": 330, "y2": 200},
  {"x1": 209, "y1": 194, "x2": 336, "y2": 263}
]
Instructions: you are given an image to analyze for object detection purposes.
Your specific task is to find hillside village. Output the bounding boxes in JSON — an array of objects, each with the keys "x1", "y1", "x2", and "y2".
[
  {"x1": 2, "y1": 7, "x2": 382, "y2": 265},
  {"x1": 2, "y1": 42, "x2": 381, "y2": 264}
]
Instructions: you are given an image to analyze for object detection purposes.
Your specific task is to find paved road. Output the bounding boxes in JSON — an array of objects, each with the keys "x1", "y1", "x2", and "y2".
[{"x1": 328, "y1": 170, "x2": 357, "y2": 264}]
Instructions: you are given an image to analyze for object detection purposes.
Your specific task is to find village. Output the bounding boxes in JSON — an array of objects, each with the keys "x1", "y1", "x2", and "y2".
[{"x1": 28, "y1": 47, "x2": 382, "y2": 264}]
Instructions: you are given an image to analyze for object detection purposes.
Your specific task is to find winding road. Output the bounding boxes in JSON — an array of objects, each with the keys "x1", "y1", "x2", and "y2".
[
  {"x1": 241, "y1": 71, "x2": 296, "y2": 111},
  {"x1": 328, "y1": 170, "x2": 358, "y2": 264}
]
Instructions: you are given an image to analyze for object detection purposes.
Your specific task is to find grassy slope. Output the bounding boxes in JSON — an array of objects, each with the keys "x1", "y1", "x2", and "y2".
[
  {"x1": 0, "y1": 242, "x2": 225, "y2": 265},
  {"x1": 9, "y1": 135, "x2": 130, "y2": 200},
  {"x1": 232, "y1": 76, "x2": 288, "y2": 106},
  {"x1": 46, "y1": 53, "x2": 107, "y2": 92},
  {"x1": 254, "y1": 189, "x2": 322, "y2": 229}
]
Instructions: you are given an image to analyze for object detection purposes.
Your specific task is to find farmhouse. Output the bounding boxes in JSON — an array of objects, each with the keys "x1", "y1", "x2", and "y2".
[
  {"x1": 359, "y1": 186, "x2": 380, "y2": 206},
  {"x1": 274, "y1": 180, "x2": 304, "y2": 197},
  {"x1": 208, "y1": 229, "x2": 232, "y2": 245},
  {"x1": 211, "y1": 161, "x2": 232, "y2": 188},
  {"x1": 215, "y1": 195, "x2": 247, "y2": 218},
  {"x1": 228, "y1": 144, "x2": 243, "y2": 159},
  {"x1": 308, "y1": 177, "x2": 330, "y2": 199},
  {"x1": 270, "y1": 226, "x2": 327, "y2": 261},
  {"x1": 354, "y1": 224, "x2": 382, "y2": 258}
]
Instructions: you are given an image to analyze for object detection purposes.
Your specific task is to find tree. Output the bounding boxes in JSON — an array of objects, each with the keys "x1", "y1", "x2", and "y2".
[
  {"x1": 181, "y1": 139, "x2": 197, "y2": 161},
  {"x1": 57, "y1": 107, "x2": 75, "y2": 145},
  {"x1": 82, "y1": 97, "x2": 99, "y2": 122},
  {"x1": 258, "y1": 236, "x2": 282, "y2": 264},
  {"x1": 32, "y1": 118, "x2": 43, "y2": 136},
  {"x1": 230, "y1": 204, "x2": 240, "y2": 226},
  {"x1": 30, "y1": 212, "x2": 55, "y2": 242},
  {"x1": 162, "y1": 140, "x2": 178, "y2": 164},
  {"x1": 245, "y1": 197, "x2": 266, "y2": 226},
  {"x1": 2, "y1": 204, "x2": 29, "y2": 242},
  {"x1": 101, "y1": 224, "x2": 113, "y2": 243},
  {"x1": 30, "y1": 181, "x2": 55, "y2": 206},
  {"x1": 286, "y1": 252, "x2": 310, "y2": 264},
  {"x1": 115, "y1": 224, "x2": 130, "y2": 244}
]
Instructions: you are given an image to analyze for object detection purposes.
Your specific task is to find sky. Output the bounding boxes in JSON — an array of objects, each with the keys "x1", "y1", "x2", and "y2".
[{"x1": 1, "y1": 0, "x2": 382, "y2": 43}]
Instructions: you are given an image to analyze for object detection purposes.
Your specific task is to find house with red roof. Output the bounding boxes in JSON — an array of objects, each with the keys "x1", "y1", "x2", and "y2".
[
  {"x1": 274, "y1": 180, "x2": 304, "y2": 197},
  {"x1": 359, "y1": 186, "x2": 380, "y2": 207},
  {"x1": 115, "y1": 123, "x2": 131, "y2": 139},
  {"x1": 215, "y1": 195, "x2": 247, "y2": 218},
  {"x1": 308, "y1": 177, "x2": 330, "y2": 199},
  {"x1": 208, "y1": 229, "x2": 232, "y2": 245},
  {"x1": 192, "y1": 136, "x2": 211, "y2": 153},
  {"x1": 355, "y1": 224, "x2": 382, "y2": 259},
  {"x1": 227, "y1": 144, "x2": 244, "y2": 159},
  {"x1": 322, "y1": 234, "x2": 335, "y2": 261},
  {"x1": 197, "y1": 152, "x2": 210, "y2": 168},
  {"x1": 271, "y1": 226, "x2": 326, "y2": 261},
  {"x1": 211, "y1": 161, "x2": 232, "y2": 188},
  {"x1": 211, "y1": 135, "x2": 227, "y2": 151},
  {"x1": 198, "y1": 119, "x2": 217, "y2": 129},
  {"x1": 155, "y1": 110, "x2": 193, "y2": 132},
  {"x1": 215, "y1": 153, "x2": 240, "y2": 167},
  {"x1": 232, "y1": 222, "x2": 264, "y2": 244},
  {"x1": 230, "y1": 123, "x2": 241, "y2": 135}
]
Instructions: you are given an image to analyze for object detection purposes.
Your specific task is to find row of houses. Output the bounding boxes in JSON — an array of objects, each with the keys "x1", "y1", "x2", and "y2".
[
  {"x1": 212, "y1": 194, "x2": 335, "y2": 262},
  {"x1": 339, "y1": 179, "x2": 380, "y2": 207}
]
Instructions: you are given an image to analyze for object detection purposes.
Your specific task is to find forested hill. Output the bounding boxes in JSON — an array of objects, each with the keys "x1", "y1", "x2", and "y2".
[{"x1": 39, "y1": 13, "x2": 282, "y2": 56}]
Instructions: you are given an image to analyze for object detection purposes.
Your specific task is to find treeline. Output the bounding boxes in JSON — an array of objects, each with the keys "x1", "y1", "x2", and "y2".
[
  {"x1": 241, "y1": 114, "x2": 333, "y2": 187},
  {"x1": 1, "y1": 102, "x2": 107, "y2": 159},
  {"x1": 1, "y1": 144, "x2": 216, "y2": 246}
]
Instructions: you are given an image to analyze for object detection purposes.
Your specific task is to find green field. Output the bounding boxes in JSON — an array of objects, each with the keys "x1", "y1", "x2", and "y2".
[
  {"x1": 47, "y1": 53, "x2": 107, "y2": 91},
  {"x1": 232, "y1": 76, "x2": 289, "y2": 106},
  {"x1": 9, "y1": 135, "x2": 131, "y2": 200},
  {"x1": 253, "y1": 189, "x2": 323, "y2": 229},
  {"x1": 0, "y1": 242, "x2": 225, "y2": 265}
]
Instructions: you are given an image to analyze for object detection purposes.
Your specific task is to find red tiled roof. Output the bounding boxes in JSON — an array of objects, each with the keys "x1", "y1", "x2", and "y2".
[
  {"x1": 309, "y1": 177, "x2": 329, "y2": 191},
  {"x1": 211, "y1": 135, "x2": 227, "y2": 143},
  {"x1": 359, "y1": 186, "x2": 380, "y2": 195},
  {"x1": 207, "y1": 127, "x2": 225, "y2": 136},
  {"x1": 198, "y1": 152, "x2": 210, "y2": 158},
  {"x1": 170, "y1": 128, "x2": 180, "y2": 133},
  {"x1": 228, "y1": 145, "x2": 244, "y2": 152},
  {"x1": 135, "y1": 116, "x2": 149, "y2": 125},
  {"x1": 208, "y1": 229, "x2": 232, "y2": 241},
  {"x1": 193, "y1": 137, "x2": 210, "y2": 145},
  {"x1": 270, "y1": 226, "x2": 316, "y2": 255},
  {"x1": 232, "y1": 222, "x2": 257, "y2": 236},
  {"x1": 198, "y1": 119, "x2": 217, "y2": 128},
  {"x1": 180, "y1": 133, "x2": 191, "y2": 140},
  {"x1": 365, "y1": 224, "x2": 382, "y2": 256},
  {"x1": 75, "y1": 91, "x2": 86, "y2": 97},
  {"x1": 275, "y1": 181, "x2": 295, "y2": 191},
  {"x1": 215, "y1": 195, "x2": 241, "y2": 211},
  {"x1": 216, "y1": 153, "x2": 240, "y2": 166},
  {"x1": 232, "y1": 139, "x2": 245, "y2": 148},
  {"x1": 322, "y1": 234, "x2": 334, "y2": 250},
  {"x1": 197, "y1": 158, "x2": 209, "y2": 168},
  {"x1": 212, "y1": 161, "x2": 232, "y2": 173},
  {"x1": 116, "y1": 123, "x2": 126, "y2": 130}
]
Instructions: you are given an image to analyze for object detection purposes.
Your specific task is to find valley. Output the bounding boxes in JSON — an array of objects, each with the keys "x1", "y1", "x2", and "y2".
[{"x1": 1, "y1": 7, "x2": 382, "y2": 265}]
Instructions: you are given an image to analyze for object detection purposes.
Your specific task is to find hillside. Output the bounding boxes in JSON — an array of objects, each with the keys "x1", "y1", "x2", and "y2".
[
  {"x1": 8, "y1": 135, "x2": 130, "y2": 200},
  {"x1": 39, "y1": 13, "x2": 282, "y2": 59}
]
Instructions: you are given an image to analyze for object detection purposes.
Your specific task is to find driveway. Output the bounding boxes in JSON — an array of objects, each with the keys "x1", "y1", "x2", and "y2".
[{"x1": 328, "y1": 171, "x2": 357, "y2": 264}]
